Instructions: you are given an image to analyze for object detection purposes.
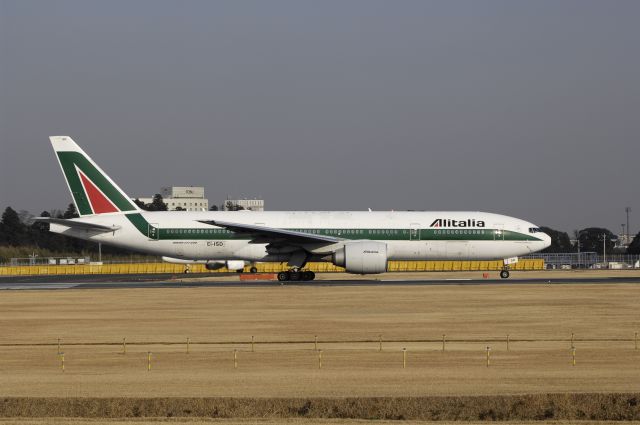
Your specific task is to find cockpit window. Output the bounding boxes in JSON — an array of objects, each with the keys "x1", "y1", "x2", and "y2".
[{"x1": 529, "y1": 227, "x2": 543, "y2": 233}]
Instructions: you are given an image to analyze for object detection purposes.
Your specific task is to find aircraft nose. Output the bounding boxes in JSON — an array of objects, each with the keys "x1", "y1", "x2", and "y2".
[{"x1": 541, "y1": 232, "x2": 552, "y2": 249}]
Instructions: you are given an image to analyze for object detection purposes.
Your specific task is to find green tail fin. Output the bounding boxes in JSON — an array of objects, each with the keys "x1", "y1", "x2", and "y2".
[{"x1": 50, "y1": 136, "x2": 139, "y2": 216}]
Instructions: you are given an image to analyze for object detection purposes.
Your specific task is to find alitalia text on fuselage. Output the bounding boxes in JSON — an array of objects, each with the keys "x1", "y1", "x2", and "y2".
[{"x1": 430, "y1": 218, "x2": 485, "y2": 228}]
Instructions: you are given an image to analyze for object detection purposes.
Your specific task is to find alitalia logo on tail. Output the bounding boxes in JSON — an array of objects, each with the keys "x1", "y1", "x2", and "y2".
[
  {"x1": 430, "y1": 218, "x2": 485, "y2": 228},
  {"x1": 75, "y1": 167, "x2": 120, "y2": 214},
  {"x1": 52, "y1": 136, "x2": 138, "y2": 216}
]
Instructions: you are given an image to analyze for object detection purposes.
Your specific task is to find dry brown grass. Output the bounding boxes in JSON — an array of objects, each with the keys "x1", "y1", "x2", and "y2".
[
  {"x1": 0, "y1": 418, "x2": 640, "y2": 425},
  {"x1": 1, "y1": 282, "x2": 640, "y2": 419},
  {"x1": 0, "y1": 394, "x2": 640, "y2": 420},
  {"x1": 0, "y1": 283, "x2": 640, "y2": 398}
]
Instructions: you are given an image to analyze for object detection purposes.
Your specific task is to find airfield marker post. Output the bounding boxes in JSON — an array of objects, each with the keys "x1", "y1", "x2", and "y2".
[
  {"x1": 187, "y1": 338, "x2": 190, "y2": 354},
  {"x1": 442, "y1": 334, "x2": 446, "y2": 352},
  {"x1": 57, "y1": 338, "x2": 60, "y2": 354},
  {"x1": 251, "y1": 335, "x2": 254, "y2": 352},
  {"x1": 571, "y1": 347, "x2": 576, "y2": 366},
  {"x1": 571, "y1": 332, "x2": 574, "y2": 347},
  {"x1": 59, "y1": 352, "x2": 64, "y2": 372},
  {"x1": 234, "y1": 349, "x2": 238, "y2": 369},
  {"x1": 147, "y1": 352, "x2": 151, "y2": 371},
  {"x1": 402, "y1": 348, "x2": 407, "y2": 369},
  {"x1": 314, "y1": 335, "x2": 318, "y2": 351},
  {"x1": 507, "y1": 334, "x2": 510, "y2": 351},
  {"x1": 486, "y1": 346, "x2": 491, "y2": 367},
  {"x1": 318, "y1": 350, "x2": 323, "y2": 369},
  {"x1": 122, "y1": 338, "x2": 126, "y2": 355},
  {"x1": 379, "y1": 334, "x2": 382, "y2": 352}
]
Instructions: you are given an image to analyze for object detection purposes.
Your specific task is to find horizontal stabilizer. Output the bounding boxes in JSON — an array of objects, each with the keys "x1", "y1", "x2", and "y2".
[{"x1": 35, "y1": 217, "x2": 121, "y2": 232}]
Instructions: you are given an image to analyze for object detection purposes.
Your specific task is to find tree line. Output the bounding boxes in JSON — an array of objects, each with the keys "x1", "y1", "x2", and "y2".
[
  {"x1": 540, "y1": 226, "x2": 639, "y2": 255},
  {"x1": 0, "y1": 203, "x2": 141, "y2": 263},
  {"x1": 0, "y1": 193, "x2": 222, "y2": 263}
]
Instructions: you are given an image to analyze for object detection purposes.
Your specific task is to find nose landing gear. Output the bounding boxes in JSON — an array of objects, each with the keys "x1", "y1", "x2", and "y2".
[
  {"x1": 500, "y1": 257, "x2": 518, "y2": 279},
  {"x1": 277, "y1": 270, "x2": 316, "y2": 282}
]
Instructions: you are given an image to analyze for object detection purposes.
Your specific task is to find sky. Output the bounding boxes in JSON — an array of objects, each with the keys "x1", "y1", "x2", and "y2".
[{"x1": 1, "y1": 0, "x2": 639, "y2": 235}]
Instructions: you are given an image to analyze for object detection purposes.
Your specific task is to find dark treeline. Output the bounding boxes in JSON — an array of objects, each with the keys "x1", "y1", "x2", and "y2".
[
  {"x1": 0, "y1": 204, "x2": 142, "y2": 263},
  {"x1": 0, "y1": 194, "x2": 180, "y2": 263},
  {"x1": 540, "y1": 226, "x2": 639, "y2": 255}
]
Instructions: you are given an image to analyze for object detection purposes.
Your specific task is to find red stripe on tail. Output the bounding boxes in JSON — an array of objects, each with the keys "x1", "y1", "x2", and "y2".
[{"x1": 78, "y1": 172, "x2": 119, "y2": 214}]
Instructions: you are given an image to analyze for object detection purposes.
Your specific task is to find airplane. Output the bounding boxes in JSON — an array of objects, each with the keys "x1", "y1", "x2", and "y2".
[{"x1": 37, "y1": 136, "x2": 551, "y2": 282}]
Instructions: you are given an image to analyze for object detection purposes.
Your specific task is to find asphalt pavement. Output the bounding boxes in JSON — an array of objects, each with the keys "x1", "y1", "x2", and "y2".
[{"x1": 0, "y1": 273, "x2": 639, "y2": 290}]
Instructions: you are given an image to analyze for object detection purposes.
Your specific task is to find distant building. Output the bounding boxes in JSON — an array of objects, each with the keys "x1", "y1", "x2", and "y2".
[
  {"x1": 137, "y1": 186, "x2": 209, "y2": 211},
  {"x1": 223, "y1": 198, "x2": 265, "y2": 211},
  {"x1": 617, "y1": 233, "x2": 631, "y2": 249}
]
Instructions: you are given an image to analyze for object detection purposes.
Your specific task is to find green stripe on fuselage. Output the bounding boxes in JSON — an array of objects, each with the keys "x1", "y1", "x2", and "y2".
[
  {"x1": 124, "y1": 214, "x2": 542, "y2": 242},
  {"x1": 126, "y1": 213, "x2": 152, "y2": 236}
]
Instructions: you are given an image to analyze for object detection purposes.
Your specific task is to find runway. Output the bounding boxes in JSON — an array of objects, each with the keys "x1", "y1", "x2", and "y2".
[{"x1": 1, "y1": 273, "x2": 639, "y2": 290}]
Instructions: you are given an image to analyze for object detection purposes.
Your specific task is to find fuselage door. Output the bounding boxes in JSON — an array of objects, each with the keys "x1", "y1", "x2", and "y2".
[
  {"x1": 148, "y1": 223, "x2": 160, "y2": 241},
  {"x1": 410, "y1": 223, "x2": 421, "y2": 241}
]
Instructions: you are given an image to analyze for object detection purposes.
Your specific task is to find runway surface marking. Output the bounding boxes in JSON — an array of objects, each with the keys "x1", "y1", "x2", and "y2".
[{"x1": 0, "y1": 283, "x2": 79, "y2": 290}]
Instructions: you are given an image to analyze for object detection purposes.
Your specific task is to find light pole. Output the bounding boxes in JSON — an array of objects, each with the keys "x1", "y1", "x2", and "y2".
[
  {"x1": 575, "y1": 230, "x2": 594, "y2": 269},
  {"x1": 602, "y1": 233, "x2": 607, "y2": 266},
  {"x1": 626, "y1": 207, "x2": 632, "y2": 245},
  {"x1": 622, "y1": 224, "x2": 626, "y2": 246}
]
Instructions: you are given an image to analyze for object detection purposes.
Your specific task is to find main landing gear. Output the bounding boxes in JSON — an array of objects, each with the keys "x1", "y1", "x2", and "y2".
[
  {"x1": 277, "y1": 270, "x2": 316, "y2": 282},
  {"x1": 500, "y1": 269, "x2": 510, "y2": 279}
]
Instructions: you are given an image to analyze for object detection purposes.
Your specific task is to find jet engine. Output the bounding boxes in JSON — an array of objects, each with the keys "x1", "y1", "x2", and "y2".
[
  {"x1": 332, "y1": 241, "x2": 388, "y2": 274},
  {"x1": 205, "y1": 260, "x2": 246, "y2": 271},
  {"x1": 204, "y1": 261, "x2": 225, "y2": 270}
]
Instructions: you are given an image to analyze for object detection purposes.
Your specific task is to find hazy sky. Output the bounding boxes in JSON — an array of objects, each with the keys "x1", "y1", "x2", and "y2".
[{"x1": 1, "y1": 1, "x2": 638, "y2": 234}]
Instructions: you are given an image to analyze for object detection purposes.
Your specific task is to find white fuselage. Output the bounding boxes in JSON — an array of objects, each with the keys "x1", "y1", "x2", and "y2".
[{"x1": 50, "y1": 210, "x2": 551, "y2": 263}]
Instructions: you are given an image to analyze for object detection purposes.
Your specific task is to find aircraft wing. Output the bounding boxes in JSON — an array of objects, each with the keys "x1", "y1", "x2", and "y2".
[
  {"x1": 198, "y1": 220, "x2": 341, "y2": 245},
  {"x1": 35, "y1": 217, "x2": 121, "y2": 232}
]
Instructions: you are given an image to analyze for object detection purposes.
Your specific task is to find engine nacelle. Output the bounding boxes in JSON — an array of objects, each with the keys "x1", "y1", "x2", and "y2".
[
  {"x1": 225, "y1": 260, "x2": 246, "y2": 271},
  {"x1": 205, "y1": 261, "x2": 225, "y2": 270},
  {"x1": 332, "y1": 241, "x2": 388, "y2": 274},
  {"x1": 205, "y1": 260, "x2": 246, "y2": 271}
]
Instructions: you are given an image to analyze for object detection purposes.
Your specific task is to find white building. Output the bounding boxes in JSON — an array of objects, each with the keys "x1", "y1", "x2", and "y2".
[
  {"x1": 137, "y1": 186, "x2": 209, "y2": 211},
  {"x1": 223, "y1": 199, "x2": 265, "y2": 211}
]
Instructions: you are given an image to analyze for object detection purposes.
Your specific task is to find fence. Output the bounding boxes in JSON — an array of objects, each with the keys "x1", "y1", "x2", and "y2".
[
  {"x1": 6, "y1": 256, "x2": 161, "y2": 266},
  {"x1": 0, "y1": 259, "x2": 544, "y2": 277},
  {"x1": 3, "y1": 331, "x2": 638, "y2": 373},
  {"x1": 9, "y1": 256, "x2": 92, "y2": 266},
  {"x1": 523, "y1": 253, "x2": 640, "y2": 269}
]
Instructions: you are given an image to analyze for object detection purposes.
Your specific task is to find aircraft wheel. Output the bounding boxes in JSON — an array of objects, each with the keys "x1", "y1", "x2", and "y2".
[
  {"x1": 289, "y1": 271, "x2": 301, "y2": 281},
  {"x1": 500, "y1": 270, "x2": 510, "y2": 279},
  {"x1": 302, "y1": 271, "x2": 315, "y2": 281},
  {"x1": 250, "y1": 266, "x2": 258, "y2": 273},
  {"x1": 277, "y1": 271, "x2": 290, "y2": 282}
]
